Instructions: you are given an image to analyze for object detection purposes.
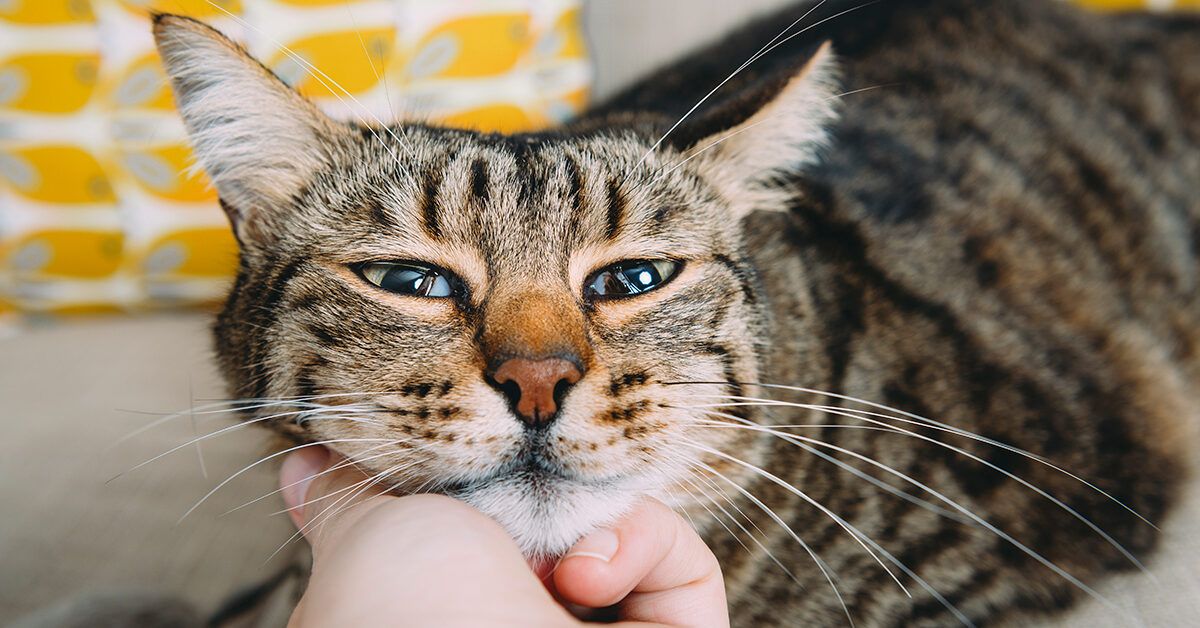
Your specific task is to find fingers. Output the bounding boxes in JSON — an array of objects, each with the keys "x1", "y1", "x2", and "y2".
[
  {"x1": 553, "y1": 499, "x2": 729, "y2": 628},
  {"x1": 279, "y1": 450, "x2": 725, "y2": 626},
  {"x1": 278, "y1": 447, "x2": 576, "y2": 627}
]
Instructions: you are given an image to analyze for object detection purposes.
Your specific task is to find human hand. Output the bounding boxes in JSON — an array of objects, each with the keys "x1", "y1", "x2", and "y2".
[{"x1": 279, "y1": 446, "x2": 729, "y2": 627}]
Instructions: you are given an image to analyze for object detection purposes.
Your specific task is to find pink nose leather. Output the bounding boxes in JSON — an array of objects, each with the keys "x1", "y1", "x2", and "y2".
[{"x1": 491, "y1": 357, "x2": 582, "y2": 426}]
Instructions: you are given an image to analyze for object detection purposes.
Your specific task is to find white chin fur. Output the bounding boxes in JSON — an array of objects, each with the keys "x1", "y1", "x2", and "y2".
[{"x1": 459, "y1": 475, "x2": 641, "y2": 557}]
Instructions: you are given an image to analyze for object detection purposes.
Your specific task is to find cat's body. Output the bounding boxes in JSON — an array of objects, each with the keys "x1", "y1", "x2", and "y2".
[{"x1": 151, "y1": 0, "x2": 1200, "y2": 625}]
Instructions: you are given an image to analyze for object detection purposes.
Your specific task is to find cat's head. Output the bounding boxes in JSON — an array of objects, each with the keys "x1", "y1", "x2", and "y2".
[{"x1": 154, "y1": 14, "x2": 838, "y2": 556}]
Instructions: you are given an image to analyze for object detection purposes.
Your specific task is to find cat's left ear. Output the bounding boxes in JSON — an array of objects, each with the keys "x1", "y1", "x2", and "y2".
[
  {"x1": 689, "y1": 42, "x2": 839, "y2": 214},
  {"x1": 152, "y1": 14, "x2": 342, "y2": 241}
]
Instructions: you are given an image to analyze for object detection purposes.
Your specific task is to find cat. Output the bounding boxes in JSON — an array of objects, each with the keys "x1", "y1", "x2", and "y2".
[{"x1": 152, "y1": 0, "x2": 1200, "y2": 625}]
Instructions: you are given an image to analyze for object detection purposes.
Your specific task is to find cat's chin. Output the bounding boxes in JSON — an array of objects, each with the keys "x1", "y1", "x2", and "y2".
[{"x1": 454, "y1": 472, "x2": 641, "y2": 558}]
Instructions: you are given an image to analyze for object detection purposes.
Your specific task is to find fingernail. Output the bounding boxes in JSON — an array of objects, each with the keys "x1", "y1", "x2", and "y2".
[
  {"x1": 281, "y1": 447, "x2": 331, "y2": 513},
  {"x1": 565, "y1": 528, "x2": 619, "y2": 563}
]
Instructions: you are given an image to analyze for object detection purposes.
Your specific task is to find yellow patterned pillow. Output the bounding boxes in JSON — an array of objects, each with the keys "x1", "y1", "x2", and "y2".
[{"x1": 0, "y1": 0, "x2": 589, "y2": 313}]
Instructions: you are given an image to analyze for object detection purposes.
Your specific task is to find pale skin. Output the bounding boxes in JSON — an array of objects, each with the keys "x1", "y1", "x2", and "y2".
[{"x1": 280, "y1": 447, "x2": 731, "y2": 627}]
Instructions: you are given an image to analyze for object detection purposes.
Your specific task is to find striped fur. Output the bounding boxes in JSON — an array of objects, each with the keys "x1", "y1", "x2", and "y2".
[{"x1": 155, "y1": 1, "x2": 1200, "y2": 625}]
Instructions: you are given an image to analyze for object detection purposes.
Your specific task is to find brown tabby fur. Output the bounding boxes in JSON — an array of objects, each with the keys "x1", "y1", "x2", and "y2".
[{"x1": 153, "y1": 0, "x2": 1200, "y2": 625}]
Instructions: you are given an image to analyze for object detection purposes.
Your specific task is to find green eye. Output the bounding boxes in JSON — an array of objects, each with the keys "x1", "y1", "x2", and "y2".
[
  {"x1": 359, "y1": 262, "x2": 459, "y2": 298},
  {"x1": 585, "y1": 259, "x2": 680, "y2": 300}
]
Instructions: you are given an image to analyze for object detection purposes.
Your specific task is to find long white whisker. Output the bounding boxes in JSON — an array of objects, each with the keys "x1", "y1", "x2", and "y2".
[
  {"x1": 110, "y1": 411, "x2": 302, "y2": 482},
  {"x1": 683, "y1": 423, "x2": 1131, "y2": 619},
  {"x1": 679, "y1": 439, "x2": 910, "y2": 597},
  {"x1": 752, "y1": 1, "x2": 882, "y2": 71},
  {"x1": 680, "y1": 472, "x2": 809, "y2": 590},
  {"x1": 270, "y1": 449, "x2": 432, "y2": 516},
  {"x1": 347, "y1": 5, "x2": 400, "y2": 126},
  {"x1": 265, "y1": 457, "x2": 416, "y2": 563},
  {"x1": 112, "y1": 394, "x2": 390, "y2": 445},
  {"x1": 684, "y1": 396, "x2": 1153, "y2": 574},
  {"x1": 686, "y1": 412, "x2": 972, "y2": 524},
  {"x1": 312, "y1": 457, "x2": 422, "y2": 532},
  {"x1": 266, "y1": 476, "x2": 376, "y2": 563},
  {"x1": 221, "y1": 442, "x2": 402, "y2": 515},
  {"x1": 672, "y1": 382, "x2": 1156, "y2": 529},
  {"x1": 644, "y1": 85, "x2": 889, "y2": 188},
  {"x1": 690, "y1": 465, "x2": 775, "y2": 543},
  {"x1": 690, "y1": 456, "x2": 855, "y2": 627},
  {"x1": 188, "y1": 379, "x2": 208, "y2": 479},
  {"x1": 177, "y1": 438, "x2": 401, "y2": 523}
]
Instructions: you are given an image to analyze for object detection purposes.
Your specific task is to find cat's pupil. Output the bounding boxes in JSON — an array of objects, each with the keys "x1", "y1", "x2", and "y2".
[
  {"x1": 383, "y1": 267, "x2": 431, "y2": 295},
  {"x1": 361, "y1": 262, "x2": 454, "y2": 298},
  {"x1": 586, "y1": 260, "x2": 678, "y2": 299},
  {"x1": 625, "y1": 266, "x2": 659, "y2": 290}
]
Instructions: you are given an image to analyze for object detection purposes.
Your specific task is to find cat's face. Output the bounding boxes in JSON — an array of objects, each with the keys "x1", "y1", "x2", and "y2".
[
  {"x1": 155, "y1": 14, "x2": 837, "y2": 555},
  {"x1": 224, "y1": 128, "x2": 772, "y2": 554}
]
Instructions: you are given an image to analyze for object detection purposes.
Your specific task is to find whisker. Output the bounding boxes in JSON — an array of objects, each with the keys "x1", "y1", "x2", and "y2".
[
  {"x1": 683, "y1": 396, "x2": 1153, "y2": 574},
  {"x1": 681, "y1": 422, "x2": 1130, "y2": 619},
  {"x1": 270, "y1": 450, "x2": 432, "y2": 516},
  {"x1": 670, "y1": 382, "x2": 1156, "y2": 529},
  {"x1": 688, "y1": 455, "x2": 856, "y2": 628},
  {"x1": 688, "y1": 443, "x2": 978, "y2": 626},
  {"x1": 265, "y1": 476, "x2": 376, "y2": 563},
  {"x1": 671, "y1": 478, "x2": 706, "y2": 533},
  {"x1": 684, "y1": 412, "x2": 972, "y2": 524},
  {"x1": 752, "y1": 1, "x2": 882, "y2": 72},
  {"x1": 110, "y1": 404, "x2": 378, "y2": 482},
  {"x1": 680, "y1": 472, "x2": 809, "y2": 591},
  {"x1": 264, "y1": 457, "x2": 416, "y2": 563},
  {"x1": 188, "y1": 379, "x2": 208, "y2": 479},
  {"x1": 311, "y1": 457, "x2": 424, "y2": 533},
  {"x1": 679, "y1": 439, "x2": 910, "y2": 598},
  {"x1": 638, "y1": 84, "x2": 891, "y2": 191},
  {"x1": 221, "y1": 441, "x2": 402, "y2": 515},
  {"x1": 111, "y1": 394, "x2": 389, "y2": 445},
  {"x1": 691, "y1": 465, "x2": 775, "y2": 544},
  {"x1": 177, "y1": 438, "x2": 402, "y2": 523},
  {"x1": 346, "y1": 4, "x2": 401, "y2": 125}
]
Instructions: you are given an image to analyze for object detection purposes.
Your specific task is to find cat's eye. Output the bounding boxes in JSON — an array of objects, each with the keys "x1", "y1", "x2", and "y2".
[
  {"x1": 585, "y1": 259, "x2": 680, "y2": 300},
  {"x1": 358, "y1": 262, "x2": 460, "y2": 298}
]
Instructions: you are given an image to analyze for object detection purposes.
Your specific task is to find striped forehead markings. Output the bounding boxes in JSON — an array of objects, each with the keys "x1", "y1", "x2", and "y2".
[
  {"x1": 565, "y1": 154, "x2": 584, "y2": 214},
  {"x1": 564, "y1": 154, "x2": 590, "y2": 241},
  {"x1": 605, "y1": 177, "x2": 624, "y2": 240},
  {"x1": 420, "y1": 167, "x2": 444, "y2": 240},
  {"x1": 470, "y1": 158, "x2": 490, "y2": 203},
  {"x1": 367, "y1": 196, "x2": 398, "y2": 230}
]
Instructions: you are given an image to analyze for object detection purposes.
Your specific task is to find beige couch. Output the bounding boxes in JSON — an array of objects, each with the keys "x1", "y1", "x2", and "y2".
[{"x1": 3, "y1": 1, "x2": 1197, "y2": 625}]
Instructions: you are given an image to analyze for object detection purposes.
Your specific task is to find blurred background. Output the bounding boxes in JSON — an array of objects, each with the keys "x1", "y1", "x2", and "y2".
[{"x1": 1, "y1": 0, "x2": 1197, "y2": 626}]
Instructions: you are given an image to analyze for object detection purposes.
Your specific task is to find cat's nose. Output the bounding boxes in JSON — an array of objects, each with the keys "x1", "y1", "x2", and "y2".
[{"x1": 490, "y1": 357, "x2": 583, "y2": 428}]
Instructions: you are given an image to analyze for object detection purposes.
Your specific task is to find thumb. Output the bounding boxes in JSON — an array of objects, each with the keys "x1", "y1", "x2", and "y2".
[{"x1": 554, "y1": 499, "x2": 729, "y2": 627}]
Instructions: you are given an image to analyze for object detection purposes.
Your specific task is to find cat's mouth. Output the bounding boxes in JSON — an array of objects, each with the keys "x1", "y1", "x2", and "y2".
[
  {"x1": 439, "y1": 445, "x2": 598, "y2": 496},
  {"x1": 425, "y1": 441, "x2": 639, "y2": 557}
]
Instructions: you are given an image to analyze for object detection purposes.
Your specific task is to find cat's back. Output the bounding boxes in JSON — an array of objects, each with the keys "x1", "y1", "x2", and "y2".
[{"x1": 799, "y1": 0, "x2": 1200, "y2": 378}]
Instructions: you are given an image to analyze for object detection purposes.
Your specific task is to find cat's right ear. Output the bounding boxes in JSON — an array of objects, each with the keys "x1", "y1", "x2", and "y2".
[{"x1": 152, "y1": 14, "x2": 339, "y2": 242}]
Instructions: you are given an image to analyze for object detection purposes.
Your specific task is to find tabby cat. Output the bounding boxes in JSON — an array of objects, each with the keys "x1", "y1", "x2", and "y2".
[{"x1": 152, "y1": 0, "x2": 1199, "y2": 625}]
